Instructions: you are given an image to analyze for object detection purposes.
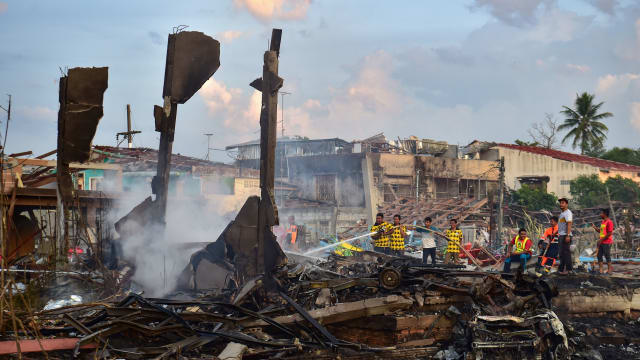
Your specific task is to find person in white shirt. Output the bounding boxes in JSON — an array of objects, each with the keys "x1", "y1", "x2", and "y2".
[
  {"x1": 415, "y1": 217, "x2": 439, "y2": 265},
  {"x1": 557, "y1": 198, "x2": 574, "y2": 275}
]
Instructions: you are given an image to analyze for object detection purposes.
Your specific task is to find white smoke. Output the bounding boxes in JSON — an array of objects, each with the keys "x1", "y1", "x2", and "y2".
[{"x1": 108, "y1": 175, "x2": 256, "y2": 297}]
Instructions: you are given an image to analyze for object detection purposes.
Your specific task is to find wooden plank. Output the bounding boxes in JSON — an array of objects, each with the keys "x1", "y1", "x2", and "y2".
[
  {"x1": 8, "y1": 158, "x2": 121, "y2": 170},
  {"x1": 35, "y1": 149, "x2": 57, "y2": 159},
  {"x1": 241, "y1": 295, "x2": 413, "y2": 327},
  {"x1": 0, "y1": 338, "x2": 97, "y2": 354}
]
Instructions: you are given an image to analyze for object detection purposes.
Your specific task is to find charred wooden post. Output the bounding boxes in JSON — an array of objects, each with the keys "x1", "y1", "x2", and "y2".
[
  {"x1": 251, "y1": 29, "x2": 284, "y2": 279},
  {"x1": 56, "y1": 67, "x2": 108, "y2": 263},
  {"x1": 151, "y1": 30, "x2": 220, "y2": 225},
  {"x1": 175, "y1": 30, "x2": 285, "y2": 292}
]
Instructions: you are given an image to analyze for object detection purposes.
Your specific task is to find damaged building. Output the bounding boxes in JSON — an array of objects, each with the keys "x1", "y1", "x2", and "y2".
[{"x1": 228, "y1": 134, "x2": 499, "y2": 244}]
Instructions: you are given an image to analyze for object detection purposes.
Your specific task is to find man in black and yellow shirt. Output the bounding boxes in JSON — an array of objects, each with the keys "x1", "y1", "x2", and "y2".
[
  {"x1": 371, "y1": 212, "x2": 392, "y2": 254},
  {"x1": 444, "y1": 219, "x2": 463, "y2": 264},
  {"x1": 389, "y1": 214, "x2": 407, "y2": 256}
]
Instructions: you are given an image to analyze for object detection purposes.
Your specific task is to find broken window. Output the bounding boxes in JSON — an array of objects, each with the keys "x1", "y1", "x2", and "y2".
[
  {"x1": 89, "y1": 177, "x2": 103, "y2": 191},
  {"x1": 316, "y1": 174, "x2": 336, "y2": 201}
]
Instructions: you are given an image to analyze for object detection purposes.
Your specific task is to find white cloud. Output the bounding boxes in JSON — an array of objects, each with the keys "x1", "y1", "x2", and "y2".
[
  {"x1": 584, "y1": 0, "x2": 618, "y2": 15},
  {"x1": 18, "y1": 106, "x2": 56, "y2": 122},
  {"x1": 631, "y1": 102, "x2": 640, "y2": 132},
  {"x1": 0, "y1": 2, "x2": 7, "y2": 14},
  {"x1": 522, "y1": 8, "x2": 592, "y2": 43},
  {"x1": 469, "y1": 0, "x2": 556, "y2": 26},
  {"x1": 199, "y1": 78, "x2": 257, "y2": 134},
  {"x1": 216, "y1": 30, "x2": 245, "y2": 44},
  {"x1": 233, "y1": 0, "x2": 311, "y2": 23},
  {"x1": 566, "y1": 63, "x2": 590, "y2": 73},
  {"x1": 596, "y1": 73, "x2": 640, "y2": 94}
]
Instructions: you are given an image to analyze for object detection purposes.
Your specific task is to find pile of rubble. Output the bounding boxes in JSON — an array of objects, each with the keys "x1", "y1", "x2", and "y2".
[{"x1": 0, "y1": 249, "x2": 572, "y2": 359}]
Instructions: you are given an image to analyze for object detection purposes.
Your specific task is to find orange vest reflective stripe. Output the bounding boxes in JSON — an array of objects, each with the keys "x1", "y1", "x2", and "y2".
[{"x1": 287, "y1": 225, "x2": 298, "y2": 244}]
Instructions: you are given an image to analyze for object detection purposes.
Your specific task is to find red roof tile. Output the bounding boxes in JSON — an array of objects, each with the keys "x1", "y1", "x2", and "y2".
[{"x1": 495, "y1": 144, "x2": 640, "y2": 172}]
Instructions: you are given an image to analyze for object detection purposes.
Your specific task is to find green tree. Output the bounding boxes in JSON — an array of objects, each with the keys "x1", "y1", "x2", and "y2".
[
  {"x1": 569, "y1": 175, "x2": 607, "y2": 208},
  {"x1": 559, "y1": 92, "x2": 612, "y2": 155},
  {"x1": 583, "y1": 141, "x2": 606, "y2": 158},
  {"x1": 605, "y1": 176, "x2": 640, "y2": 203},
  {"x1": 511, "y1": 185, "x2": 558, "y2": 211},
  {"x1": 600, "y1": 147, "x2": 640, "y2": 166},
  {"x1": 514, "y1": 139, "x2": 539, "y2": 147}
]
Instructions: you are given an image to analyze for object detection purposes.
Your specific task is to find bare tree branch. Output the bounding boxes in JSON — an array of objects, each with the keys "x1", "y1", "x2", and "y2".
[{"x1": 528, "y1": 113, "x2": 559, "y2": 149}]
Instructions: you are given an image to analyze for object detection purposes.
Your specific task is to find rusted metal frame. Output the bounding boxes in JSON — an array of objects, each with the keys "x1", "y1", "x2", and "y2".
[
  {"x1": 0, "y1": 338, "x2": 97, "y2": 355},
  {"x1": 278, "y1": 290, "x2": 339, "y2": 348}
]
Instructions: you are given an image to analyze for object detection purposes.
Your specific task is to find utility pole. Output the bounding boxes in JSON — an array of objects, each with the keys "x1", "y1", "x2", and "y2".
[
  {"x1": 279, "y1": 91, "x2": 290, "y2": 137},
  {"x1": 117, "y1": 104, "x2": 141, "y2": 148},
  {"x1": 497, "y1": 157, "x2": 505, "y2": 248},
  {"x1": 250, "y1": 28, "x2": 284, "y2": 282},
  {"x1": 415, "y1": 169, "x2": 420, "y2": 201},
  {"x1": 0, "y1": 94, "x2": 10, "y2": 269},
  {"x1": 204, "y1": 133, "x2": 214, "y2": 160}
]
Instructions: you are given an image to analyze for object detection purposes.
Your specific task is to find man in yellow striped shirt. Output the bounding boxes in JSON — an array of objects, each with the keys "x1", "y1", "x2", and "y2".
[
  {"x1": 444, "y1": 219, "x2": 463, "y2": 264},
  {"x1": 370, "y1": 212, "x2": 392, "y2": 254}
]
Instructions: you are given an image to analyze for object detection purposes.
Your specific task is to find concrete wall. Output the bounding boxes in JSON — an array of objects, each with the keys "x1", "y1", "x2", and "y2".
[
  {"x1": 369, "y1": 153, "x2": 498, "y2": 202},
  {"x1": 484, "y1": 147, "x2": 599, "y2": 198},
  {"x1": 287, "y1": 154, "x2": 366, "y2": 207},
  {"x1": 598, "y1": 168, "x2": 640, "y2": 183}
]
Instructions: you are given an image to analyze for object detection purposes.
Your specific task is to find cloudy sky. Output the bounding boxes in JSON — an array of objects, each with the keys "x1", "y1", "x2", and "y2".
[{"x1": 0, "y1": 0, "x2": 638, "y2": 162}]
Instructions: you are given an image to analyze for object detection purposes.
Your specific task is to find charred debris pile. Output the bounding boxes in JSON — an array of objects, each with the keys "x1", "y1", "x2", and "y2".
[{"x1": 5, "y1": 247, "x2": 640, "y2": 359}]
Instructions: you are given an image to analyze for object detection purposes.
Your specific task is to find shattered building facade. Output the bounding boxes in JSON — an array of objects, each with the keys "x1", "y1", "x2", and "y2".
[{"x1": 228, "y1": 135, "x2": 499, "y2": 244}]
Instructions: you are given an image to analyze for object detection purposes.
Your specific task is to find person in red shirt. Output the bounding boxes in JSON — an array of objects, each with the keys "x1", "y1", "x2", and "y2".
[
  {"x1": 592, "y1": 208, "x2": 614, "y2": 274},
  {"x1": 503, "y1": 228, "x2": 533, "y2": 273}
]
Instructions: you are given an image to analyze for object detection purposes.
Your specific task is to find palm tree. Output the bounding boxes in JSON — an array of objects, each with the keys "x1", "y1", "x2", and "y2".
[{"x1": 559, "y1": 92, "x2": 612, "y2": 155}]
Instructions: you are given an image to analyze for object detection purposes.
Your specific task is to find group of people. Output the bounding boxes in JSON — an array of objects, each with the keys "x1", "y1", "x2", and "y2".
[
  {"x1": 370, "y1": 197, "x2": 616, "y2": 275},
  {"x1": 370, "y1": 212, "x2": 464, "y2": 265}
]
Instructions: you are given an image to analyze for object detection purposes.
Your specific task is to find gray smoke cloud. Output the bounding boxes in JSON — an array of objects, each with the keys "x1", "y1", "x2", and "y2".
[{"x1": 107, "y1": 175, "x2": 254, "y2": 297}]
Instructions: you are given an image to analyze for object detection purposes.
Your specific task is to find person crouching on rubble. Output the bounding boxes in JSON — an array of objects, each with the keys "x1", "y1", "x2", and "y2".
[
  {"x1": 389, "y1": 214, "x2": 407, "y2": 256},
  {"x1": 535, "y1": 216, "x2": 559, "y2": 271},
  {"x1": 591, "y1": 208, "x2": 614, "y2": 274},
  {"x1": 371, "y1": 212, "x2": 392, "y2": 254},
  {"x1": 503, "y1": 228, "x2": 533, "y2": 272},
  {"x1": 444, "y1": 219, "x2": 463, "y2": 264}
]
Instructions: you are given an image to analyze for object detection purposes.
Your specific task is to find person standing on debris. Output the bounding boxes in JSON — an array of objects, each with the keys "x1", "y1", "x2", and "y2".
[
  {"x1": 389, "y1": 214, "x2": 407, "y2": 256},
  {"x1": 371, "y1": 212, "x2": 392, "y2": 254},
  {"x1": 415, "y1": 216, "x2": 439, "y2": 265},
  {"x1": 444, "y1": 219, "x2": 463, "y2": 264},
  {"x1": 503, "y1": 228, "x2": 533, "y2": 272},
  {"x1": 285, "y1": 216, "x2": 299, "y2": 251},
  {"x1": 557, "y1": 198, "x2": 574, "y2": 275},
  {"x1": 592, "y1": 208, "x2": 614, "y2": 274}
]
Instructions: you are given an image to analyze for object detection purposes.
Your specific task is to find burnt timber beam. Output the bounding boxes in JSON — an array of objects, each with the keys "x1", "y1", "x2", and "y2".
[
  {"x1": 152, "y1": 30, "x2": 220, "y2": 225},
  {"x1": 251, "y1": 29, "x2": 284, "y2": 278}
]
